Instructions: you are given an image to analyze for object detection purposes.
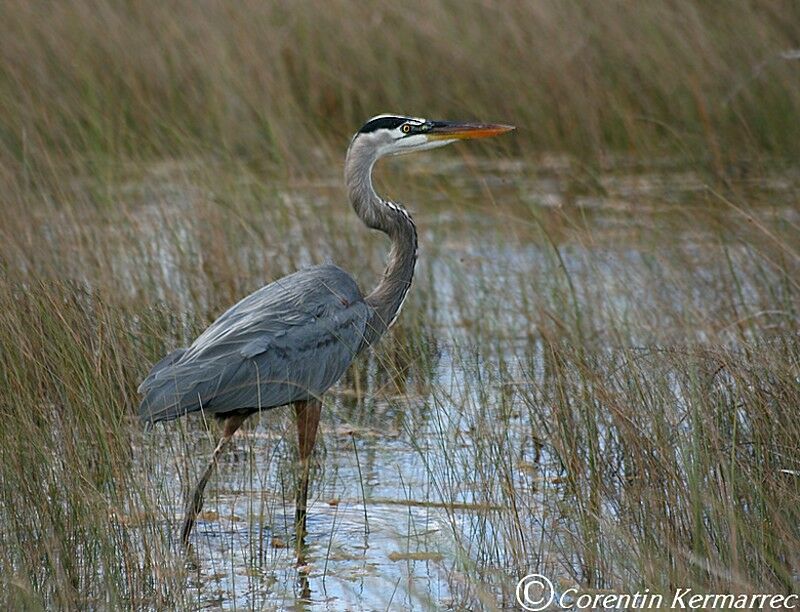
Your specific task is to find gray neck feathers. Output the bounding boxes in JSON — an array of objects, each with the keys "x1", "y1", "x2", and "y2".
[{"x1": 345, "y1": 136, "x2": 418, "y2": 346}]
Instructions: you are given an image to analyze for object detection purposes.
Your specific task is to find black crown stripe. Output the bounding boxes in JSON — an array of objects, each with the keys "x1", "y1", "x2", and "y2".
[{"x1": 359, "y1": 116, "x2": 406, "y2": 133}]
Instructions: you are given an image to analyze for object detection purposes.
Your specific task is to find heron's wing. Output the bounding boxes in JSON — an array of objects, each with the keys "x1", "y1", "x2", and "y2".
[
  {"x1": 138, "y1": 264, "x2": 369, "y2": 424},
  {"x1": 137, "y1": 348, "x2": 187, "y2": 394}
]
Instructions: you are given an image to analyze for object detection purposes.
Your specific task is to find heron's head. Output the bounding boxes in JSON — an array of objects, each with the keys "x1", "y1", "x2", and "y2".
[{"x1": 349, "y1": 114, "x2": 514, "y2": 159}]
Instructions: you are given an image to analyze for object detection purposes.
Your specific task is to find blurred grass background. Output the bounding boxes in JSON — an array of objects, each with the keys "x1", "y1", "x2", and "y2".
[{"x1": 1, "y1": 0, "x2": 800, "y2": 179}]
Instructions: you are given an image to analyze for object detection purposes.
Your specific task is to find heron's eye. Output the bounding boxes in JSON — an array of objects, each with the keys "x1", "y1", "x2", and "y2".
[{"x1": 401, "y1": 124, "x2": 411, "y2": 134}]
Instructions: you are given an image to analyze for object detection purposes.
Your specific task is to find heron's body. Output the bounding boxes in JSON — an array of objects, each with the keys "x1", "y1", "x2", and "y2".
[
  {"x1": 138, "y1": 114, "x2": 512, "y2": 545},
  {"x1": 138, "y1": 264, "x2": 369, "y2": 422}
]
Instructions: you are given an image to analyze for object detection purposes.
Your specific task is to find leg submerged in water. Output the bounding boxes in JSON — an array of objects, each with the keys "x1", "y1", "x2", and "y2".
[
  {"x1": 294, "y1": 399, "x2": 322, "y2": 542},
  {"x1": 181, "y1": 413, "x2": 247, "y2": 546}
]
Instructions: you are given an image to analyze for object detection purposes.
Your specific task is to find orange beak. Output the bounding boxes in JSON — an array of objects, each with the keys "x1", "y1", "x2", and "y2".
[{"x1": 426, "y1": 120, "x2": 515, "y2": 140}]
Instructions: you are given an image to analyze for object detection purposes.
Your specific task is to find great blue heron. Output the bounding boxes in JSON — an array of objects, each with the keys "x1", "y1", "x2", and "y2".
[{"x1": 138, "y1": 114, "x2": 513, "y2": 545}]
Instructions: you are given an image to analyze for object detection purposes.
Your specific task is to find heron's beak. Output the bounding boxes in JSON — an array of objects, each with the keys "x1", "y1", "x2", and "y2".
[{"x1": 427, "y1": 121, "x2": 515, "y2": 141}]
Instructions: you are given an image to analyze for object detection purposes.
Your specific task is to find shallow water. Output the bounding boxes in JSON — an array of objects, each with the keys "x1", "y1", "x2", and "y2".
[{"x1": 121, "y1": 158, "x2": 797, "y2": 609}]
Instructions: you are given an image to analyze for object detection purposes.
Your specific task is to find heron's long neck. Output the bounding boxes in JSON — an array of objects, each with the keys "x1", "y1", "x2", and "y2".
[{"x1": 345, "y1": 142, "x2": 418, "y2": 346}]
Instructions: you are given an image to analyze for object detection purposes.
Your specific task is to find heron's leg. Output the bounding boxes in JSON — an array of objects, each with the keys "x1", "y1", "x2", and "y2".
[
  {"x1": 294, "y1": 399, "x2": 322, "y2": 541},
  {"x1": 181, "y1": 413, "x2": 247, "y2": 546}
]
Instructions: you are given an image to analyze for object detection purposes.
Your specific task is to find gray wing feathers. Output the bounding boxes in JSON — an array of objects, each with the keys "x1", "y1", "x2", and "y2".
[
  {"x1": 137, "y1": 348, "x2": 187, "y2": 394},
  {"x1": 138, "y1": 265, "x2": 368, "y2": 424},
  {"x1": 239, "y1": 337, "x2": 271, "y2": 359}
]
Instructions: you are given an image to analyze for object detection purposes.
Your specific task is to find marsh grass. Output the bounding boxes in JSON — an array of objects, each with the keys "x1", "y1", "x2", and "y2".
[
  {"x1": 2, "y1": 0, "x2": 800, "y2": 177},
  {"x1": 1, "y1": 1, "x2": 799, "y2": 609}
]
